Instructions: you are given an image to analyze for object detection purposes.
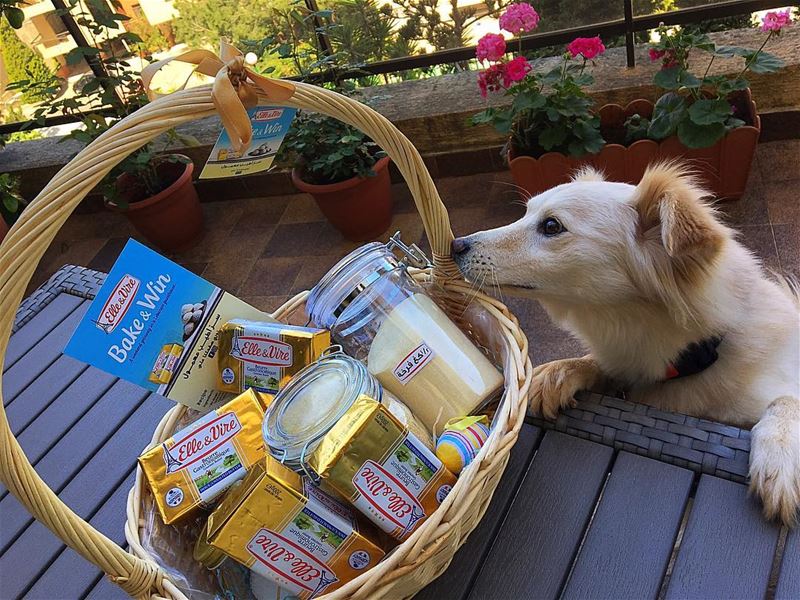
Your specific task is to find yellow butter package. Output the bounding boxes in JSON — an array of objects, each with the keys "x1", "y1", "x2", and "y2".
[
  {"x1": 309, "y1": 396, "x2": 457, "y2": 541},
  {"x1": 217, "y1": 319, "x2": 330, "y2": 395},
  {"x1": 138, "y1": 389, "x2": 273, "y2": 524},
  {"x1": 206, "y1": 455, "x2": 385, "y2": 599},
  {"x1": 148, "y1": 344, "x2": 174, "y2": 384},
  {"x1": 148, "y1": 343, "x2": 183, "y2": 385}
]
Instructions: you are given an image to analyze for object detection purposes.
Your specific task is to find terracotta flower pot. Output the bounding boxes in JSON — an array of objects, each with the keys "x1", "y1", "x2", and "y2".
[
  {"x1": 291, "y1": 156, "x2": 393, "y2": 242},
  {"x1": 106, "y1": 156, "x2": 204, "y2": 253},
  {"x1": 509, "y1": 89, "x2": 760, "y2": 200}
]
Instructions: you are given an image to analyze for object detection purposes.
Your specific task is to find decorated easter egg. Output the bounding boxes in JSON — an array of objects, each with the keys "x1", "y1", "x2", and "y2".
[{"x1": 435, "y1": 415, "x2": 490, "y2": 474}]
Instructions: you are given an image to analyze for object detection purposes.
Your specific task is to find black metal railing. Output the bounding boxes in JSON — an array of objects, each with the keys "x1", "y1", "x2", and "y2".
[{"x1": 0, "y1": 0, "x2": 788, "y2": 135}]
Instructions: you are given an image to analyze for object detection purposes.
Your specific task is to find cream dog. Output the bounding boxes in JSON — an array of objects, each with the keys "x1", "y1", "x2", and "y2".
[{"x1": 452, "y1": 162, "x2": 800, "y2": 525}]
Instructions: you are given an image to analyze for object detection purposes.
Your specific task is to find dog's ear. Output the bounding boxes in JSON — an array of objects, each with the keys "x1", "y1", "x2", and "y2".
[{"x1": 634, "y1": 162, "x2": 725, "y2": 260}]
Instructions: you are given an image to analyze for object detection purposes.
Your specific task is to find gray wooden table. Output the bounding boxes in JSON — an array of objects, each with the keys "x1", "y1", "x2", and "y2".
[{"x1": 1, "y1": 265, "x2": 797, "y2": 600}]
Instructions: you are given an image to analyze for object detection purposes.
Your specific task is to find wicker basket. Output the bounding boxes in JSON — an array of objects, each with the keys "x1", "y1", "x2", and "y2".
[{"x1": 0, "y1": 81, "x2": 533, "y2": 599}]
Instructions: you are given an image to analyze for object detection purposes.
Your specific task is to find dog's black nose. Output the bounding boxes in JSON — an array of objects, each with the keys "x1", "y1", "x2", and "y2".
[{"x1": 452, "y1": 237, "x2": 471, "y2": 256}]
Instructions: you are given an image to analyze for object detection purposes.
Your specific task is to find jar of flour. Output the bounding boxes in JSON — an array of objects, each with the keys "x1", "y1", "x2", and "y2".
[{"x1": 306, "y1": 237, "x2": 503, "y2": 435}]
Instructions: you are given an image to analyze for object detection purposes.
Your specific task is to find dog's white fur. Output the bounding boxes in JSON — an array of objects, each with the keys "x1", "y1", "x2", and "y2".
[{"x1": 453, "y1": 163, "x2": 800, "y2": 525}]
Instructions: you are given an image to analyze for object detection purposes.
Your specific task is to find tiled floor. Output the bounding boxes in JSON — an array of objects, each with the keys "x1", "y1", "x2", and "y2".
[{"x1": 30, "y1": 139, "x2": 799, "y2": 366}]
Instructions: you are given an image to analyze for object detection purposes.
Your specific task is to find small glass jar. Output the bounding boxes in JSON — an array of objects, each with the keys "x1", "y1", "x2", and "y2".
[
  {"x1": 306, "y1": 238, "x2": 503, "y2": 435},
  {"x1": 262, "y1": 351, "x2": 432, "y2": 478}
]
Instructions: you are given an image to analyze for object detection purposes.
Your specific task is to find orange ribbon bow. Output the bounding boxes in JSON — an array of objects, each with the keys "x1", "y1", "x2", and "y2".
[{"x1": 141, "y1": 40, "x2": 295, "y2": 154}]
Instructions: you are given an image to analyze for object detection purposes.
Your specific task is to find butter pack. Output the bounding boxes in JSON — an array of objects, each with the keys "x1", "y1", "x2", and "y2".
[
  {"x1": 206, "y1": 455, "x2": 385, "y2": 599},
  {"x1": 139, "y1": 389, "x2": 273, "y2": 524},
  {"x1": 217, "y1": 320, "x2": 330, "y2": 395},
  {"x1": 309, "y1": 396, "x2": 457, "y2": 541}
]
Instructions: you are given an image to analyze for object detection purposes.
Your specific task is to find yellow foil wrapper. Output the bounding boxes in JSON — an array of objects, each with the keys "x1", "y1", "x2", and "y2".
[
  {"x1": 206, "y1": 455, "x2": 385, "y2": 599},
  {"x1": 138, "y1": 389, "x2": 273, "y2": 524},
  {"x1": 309, "y1": 396, "x2": 457, "y2": 541},
  {"x1": 217, "y1": 320, "x2": 330, "y2": 394},
  {"x1": 148, "y1": 344, "x2": 174, "y2": 384}
]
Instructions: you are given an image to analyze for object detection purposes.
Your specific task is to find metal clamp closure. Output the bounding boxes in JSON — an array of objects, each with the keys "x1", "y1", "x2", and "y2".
[{"x1": 387, "y1": 231, "x2": 432, "y2": 269}]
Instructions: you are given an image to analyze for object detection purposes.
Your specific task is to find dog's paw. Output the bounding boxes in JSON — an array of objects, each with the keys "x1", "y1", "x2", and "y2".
[
  {"x1": 749, "y1": 395, "x2": 800, "y2": 527},
  {"x1": 529, "y1": 357, "x2": 600, "y2": 420}
]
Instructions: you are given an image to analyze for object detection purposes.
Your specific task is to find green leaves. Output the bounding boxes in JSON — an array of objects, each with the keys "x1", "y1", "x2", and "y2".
[
  {"x1": 653, "y1": 66, "x2": 701, "y2": 90},
  {"x1": 3, "y1": 6, "x2": 22, "y2": 28},
  {"x1": 647, "y1": 92, "x2": 687, "y2": 140},
  {"x1": 715, "y1": 45, "x2": 784, "y2": 73},
  {"x1": 743, "y1": 50, "x2": 784, "y2": 74},
  {"x1": 538, "y1": 125, "x2": 567, "y2": 151},
  {"x1": 511, "y1": 92, "x2": 546, "y2": 113},
  {"x1": 65, "y1": 46, "x2": 100, "y2": 66},
  {"x1": 677, "y1": 121, "x2": 726, "y2": 149},
  {"x1": 687, "y1": 98, "x2": 731, "y2": 125}
]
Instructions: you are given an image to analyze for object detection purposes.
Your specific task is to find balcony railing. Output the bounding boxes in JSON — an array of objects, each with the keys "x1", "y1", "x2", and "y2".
[{"x1": 0, "y1": 0, "x2": 791, "y2": 135}]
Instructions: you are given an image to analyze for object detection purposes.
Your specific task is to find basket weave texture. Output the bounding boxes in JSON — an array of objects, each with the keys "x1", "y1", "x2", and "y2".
[{"x1": 0, "y1": 82, "x2": 533, "y2": 599}]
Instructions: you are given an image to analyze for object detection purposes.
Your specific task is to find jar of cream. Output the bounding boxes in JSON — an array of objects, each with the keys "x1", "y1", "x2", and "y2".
[
  {"x1": 262, "y1": 350, "x2": 432, "y2": 478},
  {"x1": 306, "y1": 236, "x2": 503, "y2": 435}
]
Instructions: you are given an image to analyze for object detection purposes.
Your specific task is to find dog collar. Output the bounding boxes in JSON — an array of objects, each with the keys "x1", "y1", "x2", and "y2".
[{"x1": 664, "y1": 336, "x2": 722, "y2": 380}]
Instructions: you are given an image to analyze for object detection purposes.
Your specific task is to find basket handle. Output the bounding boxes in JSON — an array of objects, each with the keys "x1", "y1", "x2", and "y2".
[{"x1": 0, "y1": 82, "x2": 457, "y2": 598}]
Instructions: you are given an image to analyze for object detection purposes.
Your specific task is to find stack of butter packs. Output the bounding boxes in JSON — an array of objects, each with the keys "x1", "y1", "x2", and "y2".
[{"x1": 65, "y1": 240, "x2": 486, "y2": 600}]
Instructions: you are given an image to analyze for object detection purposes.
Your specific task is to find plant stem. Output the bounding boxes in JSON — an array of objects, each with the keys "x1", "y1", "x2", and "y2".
[{"x1": 737, "y1": 31, "x2": 772, "y2": 78}]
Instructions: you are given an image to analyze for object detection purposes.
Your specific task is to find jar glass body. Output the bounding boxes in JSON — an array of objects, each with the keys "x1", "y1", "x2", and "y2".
[{"x1": 307, "y1": 243, "x2": 504, "y2": 435}]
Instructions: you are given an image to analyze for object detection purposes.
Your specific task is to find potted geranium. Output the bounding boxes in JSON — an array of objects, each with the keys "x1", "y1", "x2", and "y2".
[
  {"x1": 280, "y1": 110, "x2": 391, "y2": 242},
  {"x1": 612, "y1": 12, "x2": 791, "y2": 199},
  {"x1": 472, "y1": 3, "x2": 608, "y2": 195},
  {"x1": 473, "y1": 3, "x2": 791, "y2": 199}
]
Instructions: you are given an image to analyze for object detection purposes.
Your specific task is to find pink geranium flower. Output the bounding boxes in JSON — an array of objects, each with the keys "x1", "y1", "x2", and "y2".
[
  {"x1": 476, "y1": 33, "x2": 507, "y2": 62},
  {"x1": 567, "y1": 36, "x2": 606, "y2": 60},
  {"x1": 505, "y1": 56, "x2": 532, "y2": 83},
  {"x1": 499, "y1": 2, "x2": 540, "y2": 34},
  {"x1": 760, "y1": 9, "x2": 792, "y2": 33},
  {"x1": 478, "y1": 63, "x2": 508, "y2": 97}
]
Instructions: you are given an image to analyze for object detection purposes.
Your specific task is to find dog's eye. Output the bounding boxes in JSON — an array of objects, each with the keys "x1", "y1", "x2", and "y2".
[{"x1": 539, "y1": 217, "x2": 565, "y2": 236}]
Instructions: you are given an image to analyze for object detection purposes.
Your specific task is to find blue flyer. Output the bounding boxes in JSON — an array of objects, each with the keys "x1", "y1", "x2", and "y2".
[
  {"x1": 199, "y1": 105, "x2": 296, "y2": 179},
  {"x1": 64, "y1": 239, "x2": 273, "y2": 411}
]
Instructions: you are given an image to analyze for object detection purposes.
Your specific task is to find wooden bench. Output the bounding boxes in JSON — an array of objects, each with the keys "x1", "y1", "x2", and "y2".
[{"x1": 1, "y1": 265, "x2": 797, "y2": 599}]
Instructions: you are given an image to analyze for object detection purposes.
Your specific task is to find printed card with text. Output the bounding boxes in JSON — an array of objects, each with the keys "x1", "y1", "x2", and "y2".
[
  {"x1": 64, "y1": 239, "x2": 274, "y2": 411},
  {"x1": 199, "y1": 106, "x2": 296, "y2": 179}
]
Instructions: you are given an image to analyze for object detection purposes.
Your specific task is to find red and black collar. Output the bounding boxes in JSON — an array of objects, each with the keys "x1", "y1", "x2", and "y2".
[{"x1": 664, "y1": 336, "x2": 723, "y2": 381}]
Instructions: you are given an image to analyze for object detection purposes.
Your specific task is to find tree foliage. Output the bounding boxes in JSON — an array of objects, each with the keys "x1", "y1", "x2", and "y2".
[{"x1": 0, "y1": 20, "x2": 53, "y2": 102}]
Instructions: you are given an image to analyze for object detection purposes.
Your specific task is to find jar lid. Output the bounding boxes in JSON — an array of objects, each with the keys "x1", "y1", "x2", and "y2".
[
  {"x1": 193, "y1": 523, "x2": 226, "y2": 570},
  {"x1": 262, "y1": 351, "x2": 381, "y2": 475},
  {"x1": 306, "y1": 243, "x2": 398, "y2": 329}
]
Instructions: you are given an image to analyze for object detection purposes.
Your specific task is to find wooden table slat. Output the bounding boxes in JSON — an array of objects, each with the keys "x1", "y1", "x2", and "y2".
[
  {"x1": 0, "y1": 388, "x2": 162, "y2": 557},
  {"x1": 666, "y1": 475, "x2": 781, "y2": 600},
  {"x1": 4, "y1": 355, "x2": 87, "y2": 436},
  {"x1": 776, "y1": 527, "x2": 800, "y2": 600},
  {"x1": 24, "y1": 471, "x2": 136, "y2": 600},
  {"x1": 4, "y1": 294, "x2": 83, "y2": 369},
  {"x1": 2, "y1": 301, "x2": 88, "y2": 405},
  {"x1": 0, "y1": 369, "x2": 122, "y2": 502},
  {"x1": 562, "y1": 452, "x2": 694, "y2": 600},
  {"x1": 0, "y1": 392, "x2": 171, "y2": 598},
  {"x1": 415, "y1": 424, "x2": 543, "y2": 600},
  {"x1": 467, "y1": 431, "x2": 613, "y2": 600}
]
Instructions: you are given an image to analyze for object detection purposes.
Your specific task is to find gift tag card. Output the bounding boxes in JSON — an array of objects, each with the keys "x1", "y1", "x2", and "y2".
[
  {"x1": 64, "y1": 239, "x2": 276, "y2": 412},
  {"x1": 199, "y1": 106, "x2": 296, "y2": 179}
]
